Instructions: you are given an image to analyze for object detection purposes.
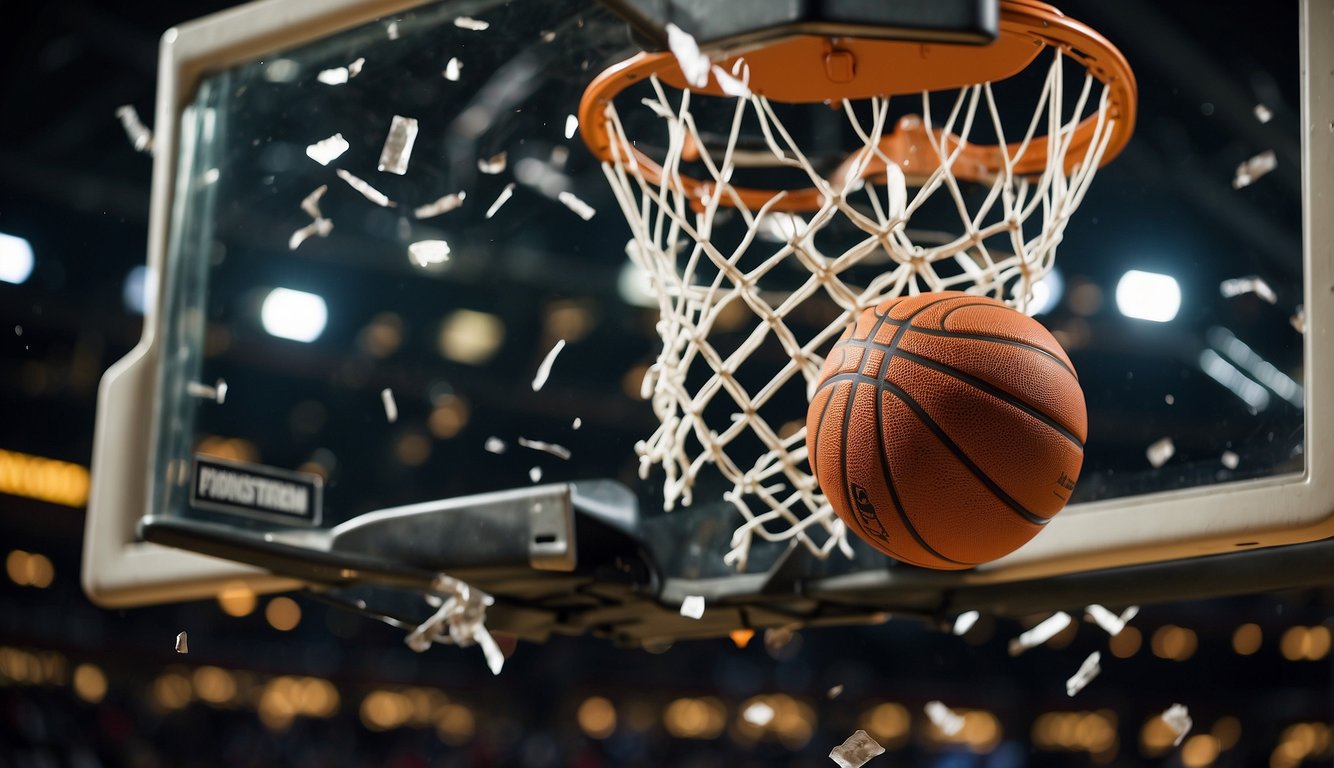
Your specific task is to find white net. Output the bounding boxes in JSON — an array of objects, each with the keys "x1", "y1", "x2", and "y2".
[{"x1": 598, "y1": 49, "x2": 1119, "y2": 571}]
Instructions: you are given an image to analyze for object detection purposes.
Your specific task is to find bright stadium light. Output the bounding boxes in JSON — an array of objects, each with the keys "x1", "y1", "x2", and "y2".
[
  {"x1": 122, "y1": 266, "x2": 151, "y2": 315},
  {"x1": 261, "y1": 288, "x2": 327, "y2": 342},
  {"x1": 0, "y1": 232, "x2": 35, "y2": 285},
  {"x1": 617, "y1": 260, "x2": 656, "y2": 308},
  {"x1": 1017, "y1": 269, "x2": 1064, "y2": 316},
  {"x1": 1115, "y1": 270, "x2": 1180, "y2": 322}
]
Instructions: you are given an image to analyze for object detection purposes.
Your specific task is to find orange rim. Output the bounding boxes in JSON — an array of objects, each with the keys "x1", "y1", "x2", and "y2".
[{"x1": 578, "y1": 0, "x2": 1136, "y2": 212}]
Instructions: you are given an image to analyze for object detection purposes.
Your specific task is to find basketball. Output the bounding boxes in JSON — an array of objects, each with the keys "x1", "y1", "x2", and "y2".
[{"x1": 807, "y1": 291, "x2": 1087, "y2": 569}]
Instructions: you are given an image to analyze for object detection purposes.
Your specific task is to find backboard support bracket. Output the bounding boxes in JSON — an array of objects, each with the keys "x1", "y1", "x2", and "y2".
[{"x1": 597, "y1": 0, "x2": 1000, "y2": 53}]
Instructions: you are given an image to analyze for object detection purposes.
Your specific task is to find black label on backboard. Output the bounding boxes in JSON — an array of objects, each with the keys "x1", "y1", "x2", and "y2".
[{"x1": 190, "y1": 456, "x2": 322, "y2": 526}]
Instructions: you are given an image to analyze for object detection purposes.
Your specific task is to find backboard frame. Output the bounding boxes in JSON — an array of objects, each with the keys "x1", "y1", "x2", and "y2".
[
  {"x1": 985, "y1": 0, "x2": 1332, "y2": 580},
  {"x1": 82, "y1": 0, "x2": 427, "y2": 608},
  {"x1": 83, "y1": 0, "x2": 1334, "y2": 617}
]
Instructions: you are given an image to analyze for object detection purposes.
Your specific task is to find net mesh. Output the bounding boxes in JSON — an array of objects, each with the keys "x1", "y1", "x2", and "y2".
[{"x1": 598, "y1": 50, "x2": 1118, "y2": 571}]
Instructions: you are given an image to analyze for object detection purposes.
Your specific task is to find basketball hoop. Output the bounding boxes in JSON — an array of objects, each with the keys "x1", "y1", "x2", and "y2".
[{"x1": 579, "y1": 0, "x2": 1136, "y2": 571}]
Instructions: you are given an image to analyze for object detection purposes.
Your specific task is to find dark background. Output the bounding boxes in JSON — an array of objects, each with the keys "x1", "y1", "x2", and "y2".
[{"x1": 0, "y1": 1, "x2": 1327, "y2": 766}]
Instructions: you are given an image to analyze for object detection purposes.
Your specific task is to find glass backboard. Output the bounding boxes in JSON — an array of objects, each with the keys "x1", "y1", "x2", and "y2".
[{"x1": 83, "y1": 0, "x2": 1334, "y2": 645}]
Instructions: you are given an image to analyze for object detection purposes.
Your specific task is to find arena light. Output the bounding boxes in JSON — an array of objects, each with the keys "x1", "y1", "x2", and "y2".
[
  {"x1": 216, "y1": 581, "x2": 257, "y2": 617},
  {"x1": 577, "y1": 696, "x2": 617, "y2": 739},
  {"x1": 1115, "y1": 270, "x2": 1180, "y2": 322},
  {"x1": 192, "y1": 666, "x2": 237, "y2": 704},
  {"x1": 1180, "y1": 734, "x2": 1220, "y2": 768},
  {"x1": 150, "y1": 672, "x2": 192, "y2": 711},
  {"x1": 261, "y1": 288, "x2": 327, "y2": 342},
  {"x1": 663, "y1": 697, "x2": 727, "y2": 739},
  {"x1": 0, "y1": 232, "x2": 34, "y2": 285},
  {"x1": 1018, "y1": 269, "x2": 1063, "y2": 317},
  {"x1": 1150, "y1": 625, "x2": 1199, "y2": 661},
  {"x1": 6, "y1": 550, "x2": 55, "y2": 588},
  {"x1": 859, "y1": 702, "x2": 911, "y2": 746},
  {"x1": 0, "y1": 449, "x2": 90, "y2": 507},
  {"x1": 1232, "y1": 623, "x2": 1262, "y2": 655},
  {"x1": 436, "y1": 703, "x2": 476, "y2": 745},
  {"x1": 265, "y1": 596, "x2": 302, "y2": 631},
  {"x1": 617, "y1": 259, "x2": 657, "y2": 308},
  {"x1": 73, "y1": 663, "x2": 108, "y2": 703},
  {"x1": 123, "y1": 266, "x2": 151, "y2": 315},
  {"x1": 359, "y1": 690, "x2": 412, "y2": 731},
  {"x1": 1108, "y1": 625, "x2": 1142, "y2": 658},
  {"x1": 437, "y1": 309, "x2": 504, "y2": 364}
]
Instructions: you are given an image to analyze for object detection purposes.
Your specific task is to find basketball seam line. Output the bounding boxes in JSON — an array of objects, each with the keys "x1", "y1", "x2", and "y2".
[
  {"x1": 837, "y1": 330, "x2": 1088, "y2": 437},
  {"x1": 858, "y1": 295, "x2": 975, "y2": 564},
  {"x1": 814, "y1": 295, "x2": 1048, "y2": 566},
  {"x1": 871, "y1": 321, "x2": 1078, "y2": 380},
  {"x1": 810, "y1": 372, "x2": 838, "y2": 479},
  {"x1": 880, "y1": 379, "x2": 1050, "y2": 526},
  {"x1": 837, "y1": 341, "x2": 1085, "y2": 449},
  {"x1": 836, "y1": 308, "x2": 894, "y2": 548},
  {"x1": 811, "y1": 362, "x2": 1083, "y2": 453},
  {"x1": 813, "y1": 296, "x2": 1057, "y2": 402},
  {"x1": 812, "y1": 369, "x2": 1051, "y2": 531},
  {"x1": 825, "y1": 295, "x2": 968, "y2": 562},
  {"x1": 812, "y1": 344, "x2": 849, "y2": 461},
  {"x1": 872, "y1": 379, "x2": 977, "y2": 566},
  {"x1": 938, "y1": 300, "x2": 1000, "y2": 327},
  {"x1": 867, "y1": 307, "x2": 976, "y2": 565}
]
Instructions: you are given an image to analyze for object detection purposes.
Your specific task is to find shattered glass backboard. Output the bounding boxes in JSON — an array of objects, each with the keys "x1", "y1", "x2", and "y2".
[{"x1": 83, "y1": 0, "x2": 1334, "y2": 644}]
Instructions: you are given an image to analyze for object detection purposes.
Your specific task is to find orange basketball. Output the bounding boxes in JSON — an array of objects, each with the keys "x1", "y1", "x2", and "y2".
[{"x1": 806, "y1": 291, "x2": 1087, "y2": 570}]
